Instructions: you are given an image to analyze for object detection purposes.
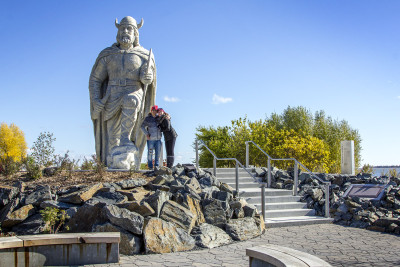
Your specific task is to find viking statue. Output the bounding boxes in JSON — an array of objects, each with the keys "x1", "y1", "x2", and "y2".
[{"x1": 89, "y1": 16, "x2": 156, "y2": 169}]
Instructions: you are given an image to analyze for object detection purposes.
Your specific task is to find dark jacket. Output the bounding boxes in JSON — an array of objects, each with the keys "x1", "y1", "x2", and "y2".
[
  {"x1": 141, "y1": 113, "x2": 162, "y2": 140},
  {"x1": 157, "y1": 115, "x2": 177, "y2": 141}
]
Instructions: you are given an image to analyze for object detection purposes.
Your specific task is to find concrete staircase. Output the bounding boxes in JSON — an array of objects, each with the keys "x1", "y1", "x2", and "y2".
[{"x1": 204, "y1": 167, "x2": 333, "y2": 227}]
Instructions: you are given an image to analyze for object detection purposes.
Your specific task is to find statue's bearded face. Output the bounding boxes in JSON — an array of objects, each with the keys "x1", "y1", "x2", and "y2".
[{"x1": 117, "y1": 25, "x2": 135, "y2": 45}]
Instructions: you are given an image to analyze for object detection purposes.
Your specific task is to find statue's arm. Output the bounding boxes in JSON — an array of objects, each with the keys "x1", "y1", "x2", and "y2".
[
  {"x1": 89, "y1": 57, "x2": 108, "y2": 101},
  {"x1": 89, "y1": 57, "x2": 108, "y2": 118}
]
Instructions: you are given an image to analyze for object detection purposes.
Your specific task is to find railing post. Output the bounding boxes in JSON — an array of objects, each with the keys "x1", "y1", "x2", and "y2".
[
  {"x1": 261, "y1": 184, "x2": 266, "y2": 220},
  {"x1": 267, "y1": 158, "x2": 271, "y2": 188},
  {"x1": 213, "y1": 157, "x2": 217, "y2": 177},
  {"x1": 245, "y1": 142, "x2": 249, "y2": 168},
  {"x1": 293, "y1": 160, "x2": 298, "y2": 196},
  {"x1": 325, "y1": 182, "x2": 330, "y2": 218},
  {"x1": 195, "y1": 140, "x2": 199, "y2": 169},
  {"x1": 235, "y1": 161, "x2": 239, "y2": 194}
]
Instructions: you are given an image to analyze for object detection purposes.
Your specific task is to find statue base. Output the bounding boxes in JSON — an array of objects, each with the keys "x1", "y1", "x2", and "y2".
[{"x1": 108, "y1": 145, "x2": 139, "y2": 170}]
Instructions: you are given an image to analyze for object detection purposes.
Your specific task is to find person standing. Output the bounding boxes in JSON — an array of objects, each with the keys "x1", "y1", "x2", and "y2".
[
  {"x1": 157, "y1": 108, "x2": 177, "y2": 168},
  {"x1": 141, "y1": 105, "x2": 162, "y2": 169}
]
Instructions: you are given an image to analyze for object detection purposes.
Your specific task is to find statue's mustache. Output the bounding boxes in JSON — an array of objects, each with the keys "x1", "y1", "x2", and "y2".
[{"x1": 120, "y1": 36, "x2": 132, "y2": 43}]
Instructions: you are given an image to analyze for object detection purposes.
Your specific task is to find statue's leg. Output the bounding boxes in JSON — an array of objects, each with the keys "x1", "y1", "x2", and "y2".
[
  {"x1": 120, "y1": 90, "x2": 143, "y2": 146},
  {"x1": 106, "y1": 116, "x2": 121, "y2": 163}
]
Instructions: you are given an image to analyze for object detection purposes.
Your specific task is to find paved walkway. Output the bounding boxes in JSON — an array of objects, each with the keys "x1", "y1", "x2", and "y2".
[{"x1": 88, "y1": 224, "x2": 400, "y2": 267}]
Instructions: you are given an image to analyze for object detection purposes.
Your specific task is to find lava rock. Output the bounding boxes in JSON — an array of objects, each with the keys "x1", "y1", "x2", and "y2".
[
  {"x1": 66, "y1": 201, "x2": 108, "y2": 232},
  {"x1": 116, "y1": 178, "x2": 148, "y2": 189},
  {"x1": 93, "y1": 222, "x2": 143, "y2": 255},
  {"x1": 201, "y1": 199, "x2": 227, "y2": 228},
  {"x1": 160, "y1": 200, "x2": 196, "y2": 233},
  {"x1": 191, "y1": 223, "x2": 232, "y2": 248},
  {"x1": 103, "y1": 205, "x2": 144, "y2": 235},
  {"x1": 225, "y1": 217, "x2": 262, "y2": 241},
  {"x1": 0, "y1": 186, "x2": 19, "y2": 207},
  {"x1": 11, "y1": 213, "x2": 48, "y2": 235},
  {"x1": 2, "y1": 204, "x2": 35, "y2": 228},
  {"x1": 90, "y1": 191, "x2": 128, "y2": 205},
  {"x1": 59, "y1": 183, "x2": 103, "y2": 204},
  {"x1": 143, "y1": 190, "x2": 171, "y2": 217},
  {"x1": 40, "y1": 200, "x2": 78, "y2": 210},
  {"x1": 117, "y1": 201, "x2": 155, "y2": 217},
  {"x1": 25, "y1": 185, "x2": 52, "y2": 206},
  {"x1": 143, "y1": 217, "x2": 195, "y2": 254}
]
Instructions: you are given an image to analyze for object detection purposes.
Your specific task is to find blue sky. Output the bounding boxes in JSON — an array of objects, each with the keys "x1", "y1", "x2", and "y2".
[{"x1": 0, "y1": 1, "x2": 399, "y2": 166}]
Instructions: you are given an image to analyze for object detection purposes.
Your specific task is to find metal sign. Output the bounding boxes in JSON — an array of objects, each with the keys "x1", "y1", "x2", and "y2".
[{"x1": 343, "y1": 184, "x2": 387, "y2": 200}]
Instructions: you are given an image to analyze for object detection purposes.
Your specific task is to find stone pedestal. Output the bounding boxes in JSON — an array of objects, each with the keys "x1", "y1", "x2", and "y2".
[
  {"x1": 108, "y1": 145, "x2": 139, "y2": 170},
  {"x1": 341, "y1": 140, "x2": 355, "y2": 175}
]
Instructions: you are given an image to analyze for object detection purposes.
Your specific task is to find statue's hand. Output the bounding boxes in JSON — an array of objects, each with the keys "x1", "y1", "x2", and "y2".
[
  {"x1": 91, "y1": 99, "x2": 105, "y2": 119},
  {"x1": 141, "y1": 72, "x2": 154, "y2": 85}
]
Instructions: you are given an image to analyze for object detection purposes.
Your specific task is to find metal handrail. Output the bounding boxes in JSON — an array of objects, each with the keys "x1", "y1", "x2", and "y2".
[
  {"x1": 195, "y1": 139, "x2": 267, "y2": 220},
  {"x1": 196, "y1": 140, "x2": 259, "y2": 184},
  {"x1": 245, "y1": 141, "x2": 331, "y2": 218},
  {"x1": 245, "y1": 141, "x2": 327, "y2": 185}
]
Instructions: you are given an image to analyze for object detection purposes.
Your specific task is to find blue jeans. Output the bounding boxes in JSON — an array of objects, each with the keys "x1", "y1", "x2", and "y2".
[{"x1": 147, "y1": 140, "x2": 161, "y2": 169}]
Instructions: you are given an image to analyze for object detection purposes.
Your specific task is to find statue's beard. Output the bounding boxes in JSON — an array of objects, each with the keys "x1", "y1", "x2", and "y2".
[
  {"x1": 118, "y1": 34, "x2": 134, "y2": 46},
  {"x1": 120, "y1": 36, "x2": 132, "y2": 44}
]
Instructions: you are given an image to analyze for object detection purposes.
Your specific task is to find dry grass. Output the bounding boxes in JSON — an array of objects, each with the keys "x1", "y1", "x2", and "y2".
[{"x1": 0, "y1": 171, "x2": 153, "y2": 190}]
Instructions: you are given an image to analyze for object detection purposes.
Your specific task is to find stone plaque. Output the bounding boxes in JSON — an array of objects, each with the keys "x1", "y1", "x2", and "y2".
[{"x1": 343, "y1": 184, "x2": 387, "y2": 200}]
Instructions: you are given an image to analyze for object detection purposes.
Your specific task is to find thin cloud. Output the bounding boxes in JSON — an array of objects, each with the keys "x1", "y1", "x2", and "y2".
[
  {"x1": 212, "y1": 94, "x2": 233, "y2": 104},
  {"x1": 164, "y1": 96, "x2": 180, "y2": 102},
  {"x1": 397, "y1": 96, "x2": 400, "y2": 100}
]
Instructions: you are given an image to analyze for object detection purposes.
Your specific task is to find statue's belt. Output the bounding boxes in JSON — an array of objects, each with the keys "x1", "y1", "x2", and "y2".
[{"x1": 108, "y1": 79, "x2": 140, "y2": 87}]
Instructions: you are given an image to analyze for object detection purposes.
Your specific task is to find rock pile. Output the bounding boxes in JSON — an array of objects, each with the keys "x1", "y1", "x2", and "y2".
[
  {"x1": 255, "y1": 167, "x2": 400, "y2": 234},
  {"x1": 0, "y1": 164, "x2": 265, "y2": 254}
]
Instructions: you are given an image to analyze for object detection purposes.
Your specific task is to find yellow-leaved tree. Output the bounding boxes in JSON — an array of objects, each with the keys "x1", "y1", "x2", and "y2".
[{"x1": 0, "y1": 123, "x2": 27, "y2": 175}]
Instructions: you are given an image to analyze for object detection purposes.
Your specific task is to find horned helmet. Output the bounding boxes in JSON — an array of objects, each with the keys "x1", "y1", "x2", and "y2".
[{"x1": 115, "y1": 16, "x2": 143, "y2": 30}]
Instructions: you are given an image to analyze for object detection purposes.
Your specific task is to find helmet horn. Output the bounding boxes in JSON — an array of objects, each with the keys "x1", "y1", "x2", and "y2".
[
  {"x1": 137, "y1": 18, "x2": 144, "y2": 29},
  {"x1": 115, "y1": 18, "x2": 120, "y2": 28}
]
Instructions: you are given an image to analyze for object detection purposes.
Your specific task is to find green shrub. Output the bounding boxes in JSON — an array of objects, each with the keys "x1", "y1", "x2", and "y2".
[
  {"x1": 81, "y1": 156, "x2": 95, "y2": 170},
  {"x1": 389, "y1": 168, "x2": 399, "y2": 178},
  {"x1": 360, "y1": 164, "x2": 374, "y2": 174},
  {"x1": 23, "y1": 156, "x2": 42, "y2": 180},
  {"x1": 30, "y1": 132, "x2": 56, "y2": 168},
  {"x1": 0, "y1": 156, "x2": 22, "y2": 177},
  {"x1": 54, "y1": 151, "x2": 79, "y2": 178},
  {"x1": 40, "y1": 207, "x2": 69, "y2": 234},
  {"x1": 92, "y1": 155, "x2": 106, "y2": 181}
]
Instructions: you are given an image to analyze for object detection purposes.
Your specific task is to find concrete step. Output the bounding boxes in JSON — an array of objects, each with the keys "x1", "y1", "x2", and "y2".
[
  {"x1": 214, "y1": 172, "x2": 255, "y2": 179},
  {"x1": 245, "y1": 195, "x2": 301, "y2": 204},
  {"x1": 251, "y1": 202, "x2": 307, "y2": 211},
  {"x1": 204, "y1": 168, "x2": 253, "y2": 173},
  {"x1": 228, "y1": 183, "x2": 261, "y2": 189},
  {"x1": 238, "y1": 188, "x2": 293, "y2": 197},
  {"x1": 264, "y1": 202, "x2": 307, "y2": 210},
  {"x1": 248, "y1": 201, "x2": 307, "y2": 211},
  {"x1": 202, "y1": 168, "x2": 332, "y2": 228},
  {"x1": 261, "y1": 208, "x2": 315, "y2": 218},
  {"x1": 219, "y1": 177, "x2": 257, "y2": 184},
  {"x1": 264, "y1": 216, "x2": 334, "y2": 228}
]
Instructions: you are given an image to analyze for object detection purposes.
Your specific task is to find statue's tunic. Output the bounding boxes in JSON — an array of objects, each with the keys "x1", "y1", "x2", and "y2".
[{"x1": 89, "y1": 44, "x2": 156, "y2": 165}]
